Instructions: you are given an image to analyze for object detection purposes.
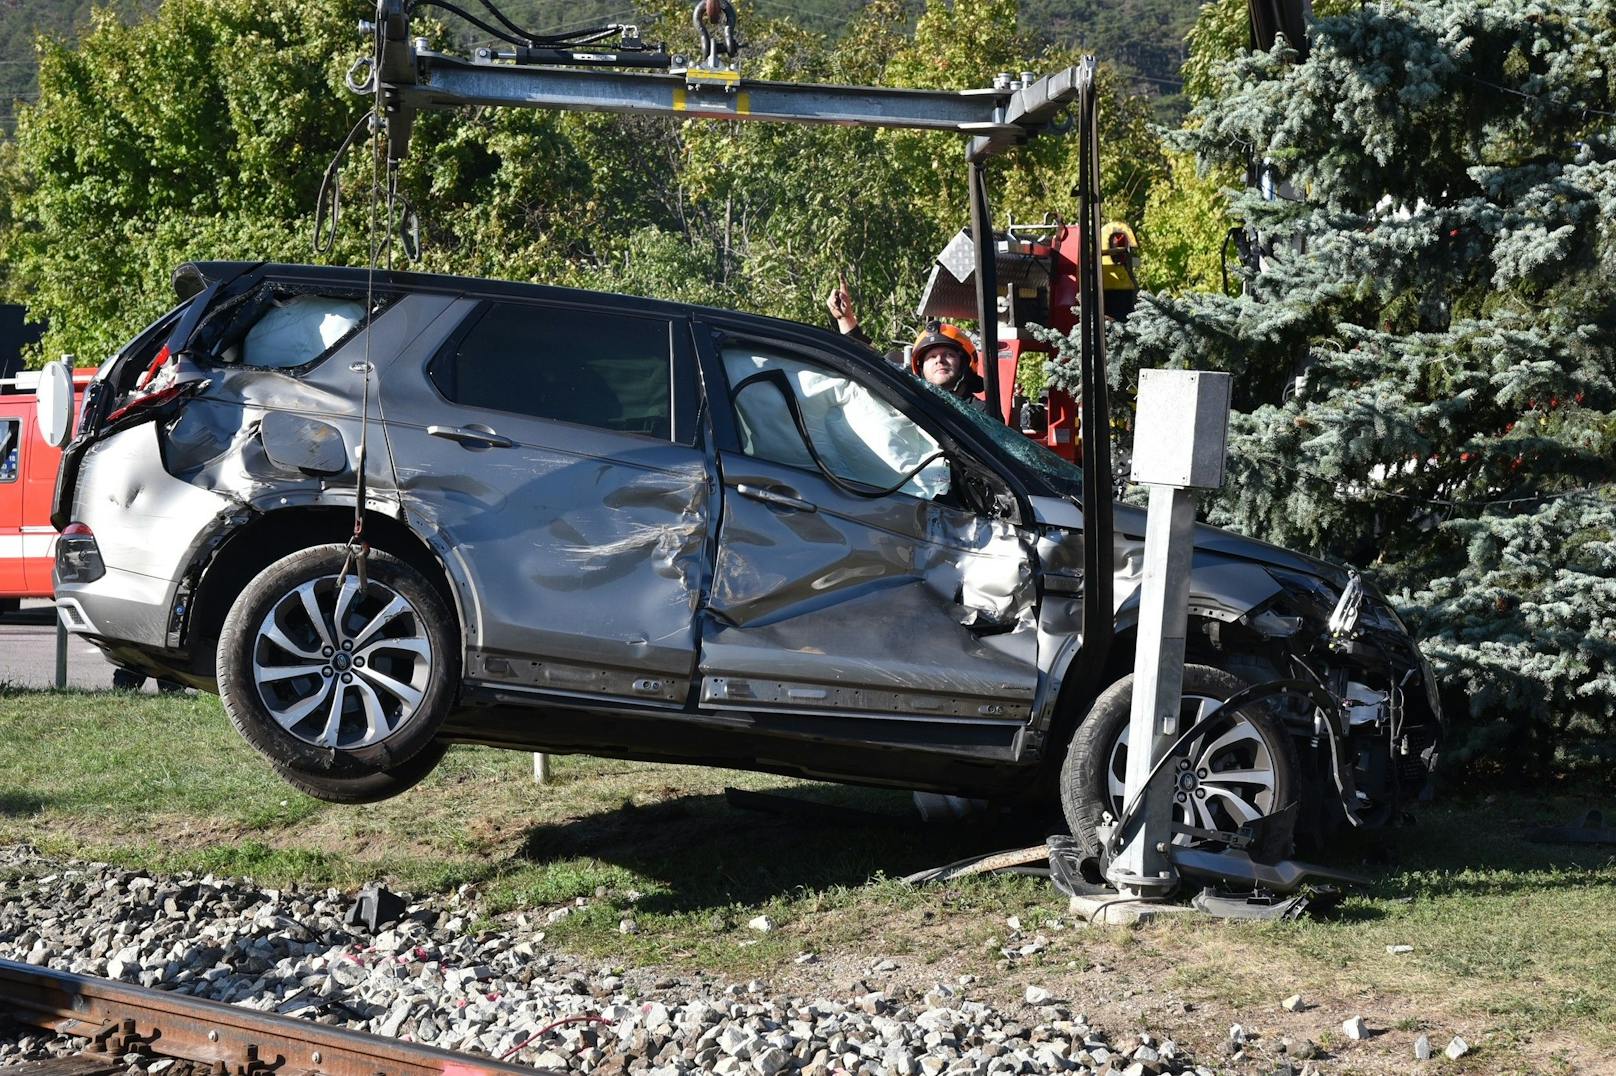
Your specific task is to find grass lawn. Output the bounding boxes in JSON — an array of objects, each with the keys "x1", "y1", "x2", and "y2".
[{"x1": 1, "y1": 687, "x2": 1612, "y2": 1072}]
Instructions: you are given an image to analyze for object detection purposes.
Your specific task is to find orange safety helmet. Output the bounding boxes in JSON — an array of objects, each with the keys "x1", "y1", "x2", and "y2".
[{"x1": 909, "y1": 319, "x2": 980, "y2": 378}]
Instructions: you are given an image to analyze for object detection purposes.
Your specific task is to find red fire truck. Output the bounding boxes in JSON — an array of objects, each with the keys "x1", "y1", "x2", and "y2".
[
  {"x1": 915, "y1": 220, "x2": 1140, "y2": 457},
  {"x1": 0, "y1": 365, "x2": 94, "y2": 614}
]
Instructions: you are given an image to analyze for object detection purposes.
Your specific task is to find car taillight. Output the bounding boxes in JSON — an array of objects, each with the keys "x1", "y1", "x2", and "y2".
[
  {"x1": 104, "y1": 380, "x2": 193, "y2": 426},
  {"x1": 134, "y1": 344, "x2": 170, "y2": 390},
  {"x1": 56, "y1": 522, "x2": 105, "y2": 584}
]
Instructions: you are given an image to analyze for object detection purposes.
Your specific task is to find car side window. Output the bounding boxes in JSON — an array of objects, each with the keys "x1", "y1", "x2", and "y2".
[
  {"x1": 234, "y1": 294, "x2": 366, "y2": 369},
  {"x1": 0, "y1": 419, "x2": 17, "y2": 482},
  {"x1": 431, "y1": 302, "x2": 673, "y2": 440},
  {"x1": 721, "y1": 346, "x2": 951, "y2": 501},
  {"x1": 205, "y1": 290, "x2": 373, "y2": 371}
]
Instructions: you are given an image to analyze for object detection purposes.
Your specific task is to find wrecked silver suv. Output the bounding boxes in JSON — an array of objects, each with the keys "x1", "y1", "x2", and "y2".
[{"x1": 53, "y1": 262, "x2": 1441, "y2": 850}]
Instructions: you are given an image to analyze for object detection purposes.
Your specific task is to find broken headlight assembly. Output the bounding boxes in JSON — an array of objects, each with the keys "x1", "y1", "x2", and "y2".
[{"x1": 1265, "y1": 567, "x2": 1405, "y2": 638}]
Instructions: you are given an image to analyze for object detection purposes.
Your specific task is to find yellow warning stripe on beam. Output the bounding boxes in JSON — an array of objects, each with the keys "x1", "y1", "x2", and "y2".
[{"x1": 672, "y1": 87, "x2": 751, "y2": 117}]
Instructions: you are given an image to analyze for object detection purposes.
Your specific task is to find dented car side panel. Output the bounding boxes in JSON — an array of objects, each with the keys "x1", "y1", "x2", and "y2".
[
  {"x1": 60, "y1": 291, "x2": 461, "y2": 652},
  {"x1": 61, "y1": 422, "x2": 236, "y2": 646},
  {"x1": 378, "y1": 300, "x2": 712, "y2": 707},
  {"x1": 701, "y1": 451, "x2": 1040, "y2": 722}
]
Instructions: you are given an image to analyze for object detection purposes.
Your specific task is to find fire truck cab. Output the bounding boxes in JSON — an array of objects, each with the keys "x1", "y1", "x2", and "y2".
[{"x1": 0, "y1": 366, "x2": 94, "y2": 613}]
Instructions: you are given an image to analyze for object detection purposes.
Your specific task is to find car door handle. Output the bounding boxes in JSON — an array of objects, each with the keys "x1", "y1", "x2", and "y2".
[
  {"x1": 427, "y1": 424, "x2": 516, "y2": 449},
  {"x1": 736, "y1": 483, "x2": 817, "y2": 513}
]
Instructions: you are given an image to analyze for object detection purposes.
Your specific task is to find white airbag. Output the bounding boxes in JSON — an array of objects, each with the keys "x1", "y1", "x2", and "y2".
[
  {"x1": 241, "y1": 295, "x2": 365, "y2": 369},
  {"x1": 723, "y1": 348, "x2": 950, "y2": 500}
]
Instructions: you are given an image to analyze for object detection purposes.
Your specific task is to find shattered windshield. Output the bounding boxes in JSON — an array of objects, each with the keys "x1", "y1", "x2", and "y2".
[{"x1": 924, "y1": 382, "x2": 1085, "y2": 496}]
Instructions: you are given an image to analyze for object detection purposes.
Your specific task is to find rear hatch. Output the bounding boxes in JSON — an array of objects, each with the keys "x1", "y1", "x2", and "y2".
[
  {"x1": 51, "y1": 261, "x2": 388, "y2": 529},
  {"x1": 50, "y1": 262, "x2": 260, "y2": 529}
]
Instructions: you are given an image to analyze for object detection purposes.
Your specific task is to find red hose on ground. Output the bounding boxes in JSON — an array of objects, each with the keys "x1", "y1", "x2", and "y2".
[{"x1": 499, "y1": 1014, "x2": 613, "y2": 1061}]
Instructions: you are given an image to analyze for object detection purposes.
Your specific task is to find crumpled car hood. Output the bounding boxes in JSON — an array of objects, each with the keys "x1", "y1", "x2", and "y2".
[{"x1": 1111, "y1": 501, "x2": 1352, "y2": 589}]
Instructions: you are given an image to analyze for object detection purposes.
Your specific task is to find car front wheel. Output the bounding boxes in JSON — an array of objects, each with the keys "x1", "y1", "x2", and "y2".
[
  {"x1": 1059, "y1": 664, "x2": 1299, "y2": 862},
  {"x1": 216, "y1": 544, "x2": 458, "y2": 803}
]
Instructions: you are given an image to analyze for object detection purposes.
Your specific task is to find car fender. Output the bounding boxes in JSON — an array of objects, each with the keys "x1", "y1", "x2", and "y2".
[
  {"x1": 175, "y1": 494, "x2": 472, "y2": 661},
  {"x1": 1111, "y1": 554, "x2": 1283, "y2": 635},
  {"x1": 1029, "y1": 553, "x2": 1283, "y2": 749}
]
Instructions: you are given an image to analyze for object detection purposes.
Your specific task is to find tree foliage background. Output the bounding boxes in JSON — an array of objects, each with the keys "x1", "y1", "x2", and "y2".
[
  {"x1": 0, "y1": 0, "x2": 1165, "y2": 364},
  {"x1": 1047, "y1": 0, "x2": 1616, "y2": 779}
]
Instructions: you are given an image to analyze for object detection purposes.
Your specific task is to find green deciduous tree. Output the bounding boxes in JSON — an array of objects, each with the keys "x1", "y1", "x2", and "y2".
[
  {"x1": 0, "y1": 0, "x2": 365, "y2": 363},
  {"x1": 1049, "y1": 0, "x2": 1616, "y2": 778},
  {"x1": 1136, "y1": 151, "x2": 1232, "y2": 295},
  {"x1": 1, "y1": 0, "x2": 1169, "y2": 364}
]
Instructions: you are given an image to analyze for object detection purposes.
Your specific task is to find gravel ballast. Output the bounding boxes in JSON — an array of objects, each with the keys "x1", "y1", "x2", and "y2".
[{"x1": 0, "y1": 846, "x2": 1261, "y2": 1074}]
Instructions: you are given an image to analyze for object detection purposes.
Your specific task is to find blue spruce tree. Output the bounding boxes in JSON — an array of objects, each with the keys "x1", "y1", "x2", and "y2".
[{"x1": 1048, "y1": 0, "x2": 1616, "y2": 777}]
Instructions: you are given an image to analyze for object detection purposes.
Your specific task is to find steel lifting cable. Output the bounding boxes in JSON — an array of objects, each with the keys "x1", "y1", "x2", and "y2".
[{"x1": 340, "y1": 21, "x2": 388, "y2": 596}]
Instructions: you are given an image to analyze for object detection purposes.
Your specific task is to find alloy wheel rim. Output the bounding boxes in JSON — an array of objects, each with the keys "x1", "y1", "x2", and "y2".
[
  {"x1": 250, "y1": 574, "x2": 432, "y2": 750},
  {"x1": 1106, "y1": 693, "x2": 1278, "y2": 841}
]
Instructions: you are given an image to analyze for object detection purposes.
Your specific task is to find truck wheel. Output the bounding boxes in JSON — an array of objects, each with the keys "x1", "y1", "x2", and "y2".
[
  {"x1": 1059, "y1": 664, "x2": 1299, "y2": 862},
  {"x1": 216, "y1": 544, "x2": 458, "y2": 804}
]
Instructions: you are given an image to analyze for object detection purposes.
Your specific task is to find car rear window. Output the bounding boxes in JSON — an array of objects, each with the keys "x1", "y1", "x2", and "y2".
[
  {"x1": 236, "y1": 295, "x2": 366, "y2": 369},
  {"x1": 429, "y1": 301, "x2": 673, "y2": 440},
  {"x1": 193, "y1": 285, "x2": 381, "y2": 372}
]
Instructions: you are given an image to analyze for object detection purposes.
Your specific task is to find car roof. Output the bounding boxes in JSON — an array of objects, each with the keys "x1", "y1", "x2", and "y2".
[{"x1": 176, "y1": 260, "x2": 857, "y2": 354}]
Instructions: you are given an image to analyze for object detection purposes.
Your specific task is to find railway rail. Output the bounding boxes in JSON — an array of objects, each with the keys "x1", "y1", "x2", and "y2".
[{"x1": 0, "y1": 956, "x2": 558, "y2": 1075}]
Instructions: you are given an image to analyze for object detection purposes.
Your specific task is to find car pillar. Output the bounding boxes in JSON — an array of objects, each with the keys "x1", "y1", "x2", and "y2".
[{"x1": 1106, "y1": 369, "x2": 1233, "y2": 898}]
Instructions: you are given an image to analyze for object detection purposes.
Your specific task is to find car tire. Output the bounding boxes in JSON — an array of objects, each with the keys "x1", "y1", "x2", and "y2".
[
  {"x1": 216, "y1": 544, "x2": 459, "y2": 803},
  {"x1": 265, "y1": 739, "x2": 451, "y2": 805},
  {"x1": 1059, "y1": 663, "x2": 1300, "y2": 862}
]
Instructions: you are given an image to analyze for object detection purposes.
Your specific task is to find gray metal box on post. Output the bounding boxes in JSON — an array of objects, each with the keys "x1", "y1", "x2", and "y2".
[
  {"x1": 1129, "y1": 370, "x2": 1232, "y2": 488},
  {"x1": 1107, "y1": 369, "x2": 1232, "y2": 898}
]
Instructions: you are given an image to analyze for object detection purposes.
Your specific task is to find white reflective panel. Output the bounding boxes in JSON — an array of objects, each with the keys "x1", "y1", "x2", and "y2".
[
  {"x1": 36, "y1": 359, "x2": 76, "y2": 448},
  {"x1": 722, "y1": 347, "x2": 950, "y2": 500}
]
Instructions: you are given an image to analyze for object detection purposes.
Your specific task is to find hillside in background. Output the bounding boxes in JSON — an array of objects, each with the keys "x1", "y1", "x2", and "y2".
[
  {"x1": 0, "y1": 0, "x2": 1198, "y2": 132},
  {"x1": 0, "y1": 0, "x2": 155, "y2": 131}
]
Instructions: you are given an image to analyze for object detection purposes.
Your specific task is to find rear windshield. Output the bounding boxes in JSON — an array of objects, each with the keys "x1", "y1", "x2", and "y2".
[{"x1": 105, "y1": 301, "x2": 192, "y2": 397}]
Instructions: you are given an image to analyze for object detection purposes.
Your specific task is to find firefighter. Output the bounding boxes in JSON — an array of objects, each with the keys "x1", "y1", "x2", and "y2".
[{"x1": 907, "y1": 319, "x2": 984, "y2": 401}]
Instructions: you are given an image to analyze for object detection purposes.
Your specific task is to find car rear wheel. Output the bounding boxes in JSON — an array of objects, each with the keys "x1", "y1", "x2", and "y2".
[
  {"x1": 1059, "y1": 664, "x2": 1299, "y2": 862},
  {"x1": 216, "y1": 544, "x2": 458, "y2": 804}
]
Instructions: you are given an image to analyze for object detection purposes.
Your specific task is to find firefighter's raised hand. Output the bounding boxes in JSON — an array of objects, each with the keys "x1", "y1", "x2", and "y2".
[{"x1": 825, "y1": 273, "x2": 858, "y2": 335}]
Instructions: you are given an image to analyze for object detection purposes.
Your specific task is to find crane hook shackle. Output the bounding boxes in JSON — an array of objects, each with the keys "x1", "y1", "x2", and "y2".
[{"x1": 692, "y1": 0, "x2": 738, "y2": 67}]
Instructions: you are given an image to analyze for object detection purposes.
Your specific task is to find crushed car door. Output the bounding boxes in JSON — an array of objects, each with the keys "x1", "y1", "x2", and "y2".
[
  {"x1": 379, "y1": 297, "x2": 708, "y2": 706},
  {"x1": 695, "y1": 333, "x2": 1040, "y2": 725}
]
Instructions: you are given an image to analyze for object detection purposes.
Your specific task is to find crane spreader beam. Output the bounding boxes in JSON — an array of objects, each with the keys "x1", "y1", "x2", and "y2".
[
  {"x1": 406, "y1": 54, "x2": 1039, "y2": 135},
  {"x1": 366, "y1": 1, "x2": 1083, "y2": 162}
]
